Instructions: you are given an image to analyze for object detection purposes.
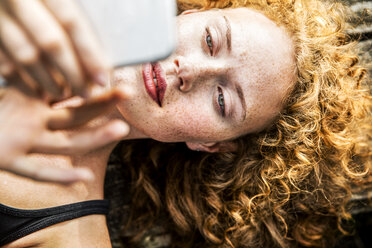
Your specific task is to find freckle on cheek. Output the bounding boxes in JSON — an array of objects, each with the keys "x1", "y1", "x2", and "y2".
[{"x1": 240, "y1": 51, "x2": 249, "y2": 59}]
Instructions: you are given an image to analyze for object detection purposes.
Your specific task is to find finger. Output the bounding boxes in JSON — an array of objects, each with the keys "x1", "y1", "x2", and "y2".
[
  {"x1": 0, "y1": 4, "x2": 38, "y2": 90},
  {"x1": 0, "y1": 48, "x2": 15, "y2": 77},
  {"x1": 7, "y1": 0, "x2": 86, "y2": 95},
  {"x1": 0, "y1": 5, "x2": 38, "y2": 65},
  {"x1": 9, "y1": 156, "x2": 94, "y2": 183},
  {"x1": 0, "y1": 4, "x2": 63, "y2": 97},
  {"x1": 48, "y1": 90, "x2": 127, "y2": 130},
  {"x1": 44, "y1": 0, "x2": 111, "y2": 86},
  {"x1": 25, "y1": 59, "x2": 64, "y2": 98},
  {"x1": 33, "y1": 120, "x2": 130, "y2": 155}
]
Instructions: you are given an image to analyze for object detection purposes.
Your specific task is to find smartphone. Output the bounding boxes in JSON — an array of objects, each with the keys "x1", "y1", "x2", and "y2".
[{"x1": 76, "y1": 0, "x2": 177, "y2": 67}]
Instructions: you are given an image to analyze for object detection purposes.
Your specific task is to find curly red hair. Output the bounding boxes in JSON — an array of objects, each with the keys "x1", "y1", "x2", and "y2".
[{"x1": 118, "y1": 0, "x2": 371, "y2": 247}]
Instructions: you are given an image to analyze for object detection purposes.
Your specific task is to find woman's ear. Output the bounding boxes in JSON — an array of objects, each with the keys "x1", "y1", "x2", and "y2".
[
  {"x1": 186, "y1": 141, "x2": 237, "y2": 153},
  {"x1": 180, "y1": 9, "x2": 201, "y2": 16}
]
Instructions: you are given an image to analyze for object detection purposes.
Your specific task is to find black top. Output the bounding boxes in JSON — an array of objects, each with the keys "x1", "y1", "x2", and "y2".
[{"x1": 0, "y1": 199, "x2": 109, "y2": 246}]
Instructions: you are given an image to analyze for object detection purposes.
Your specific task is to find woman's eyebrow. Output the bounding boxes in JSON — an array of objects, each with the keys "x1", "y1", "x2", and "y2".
[
  {"x1": 223, "y1": 15, "x2": 232, "y2": 51},
  {"x1": 236, "y1": 84, "x2": 247, "y2": 122}
]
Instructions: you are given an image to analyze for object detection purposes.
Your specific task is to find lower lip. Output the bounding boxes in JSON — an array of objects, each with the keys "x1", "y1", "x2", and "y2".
[
  {"x1": 142, "y1": 63, "x2": 167, "y2": 106},
  {"x1": 143, "y1": 63, "x2": 159, "y2": 105}
]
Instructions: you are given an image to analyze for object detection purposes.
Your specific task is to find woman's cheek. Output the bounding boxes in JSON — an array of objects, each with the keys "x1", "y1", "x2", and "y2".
[{"x1": 168, "y1": 106, "x2": 219, "y2": 141}]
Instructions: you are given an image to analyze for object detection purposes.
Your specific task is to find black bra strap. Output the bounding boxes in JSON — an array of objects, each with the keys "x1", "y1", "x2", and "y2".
[{"x1": 0, "y1": 200, "x2": 109, "y2": 246}]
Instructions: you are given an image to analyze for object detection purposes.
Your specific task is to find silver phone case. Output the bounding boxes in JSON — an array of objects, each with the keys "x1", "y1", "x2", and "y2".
[{"x1": 76, "y1": 0, "x2": 177, "y2": 67}]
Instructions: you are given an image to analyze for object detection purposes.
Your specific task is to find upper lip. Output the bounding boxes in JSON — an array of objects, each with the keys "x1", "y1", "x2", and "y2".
[{"x1": 142, "y1": 62, "x2": 167, "y2": 106}]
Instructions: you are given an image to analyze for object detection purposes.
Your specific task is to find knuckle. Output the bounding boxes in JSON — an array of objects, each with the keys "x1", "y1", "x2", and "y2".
[
  {"x1": 63, "y1": 138, "x2": 89, "y2": 155},
  {"x1": 39, "y1": 33, "x2": 65, "y2": 53},
  {"x1": 60, "y1": 139, "x2": 73, "y2": 153},
  {"x1": 40, "y1": 40, "x2": 62, "y2": 53},
  {"x1": 59, "y1": 13, "x2": 77, "y2": 31},
  {"x1": 66, "y1": 142, "x2": 88, "y2": 155},
  {"x1": 50, "y1": 133, "x2": 72, "y2": 153},
  {"x1": 32, "y1": 170, "x2": 45, "y2": 181}
]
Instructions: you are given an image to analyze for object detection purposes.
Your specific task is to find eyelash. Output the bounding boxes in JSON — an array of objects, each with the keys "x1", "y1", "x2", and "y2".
[
  {"x1": 205, "y1": 28, "x2": 213, "y2": 56},
  {"x1": 217, "y1": 87, "x2": 225, "y2": 117},
  {"x1": 205, "y1": 29, "x2": 224, "y2": 116}
]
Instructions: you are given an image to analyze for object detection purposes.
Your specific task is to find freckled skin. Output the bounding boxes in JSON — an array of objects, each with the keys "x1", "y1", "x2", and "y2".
[{"x1": 112, "y1": 8, "x2": 296, "y2": 143}]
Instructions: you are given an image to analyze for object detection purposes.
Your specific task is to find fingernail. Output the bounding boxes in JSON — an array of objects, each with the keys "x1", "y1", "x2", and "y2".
[
  {"x1": 94, "y1": 71, "x2": 109, "y2": 86},
  {"x1": 113, "y1": 121, "x2": 130, "y2": 138}
]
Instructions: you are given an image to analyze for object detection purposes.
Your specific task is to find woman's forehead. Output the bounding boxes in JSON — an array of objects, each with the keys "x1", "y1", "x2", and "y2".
[{"x1": 217, "y1": 10, "x2": 295, "y2": 92}]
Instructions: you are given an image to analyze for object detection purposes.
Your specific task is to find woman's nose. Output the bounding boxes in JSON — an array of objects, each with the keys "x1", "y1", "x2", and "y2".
[
  {"x1": 177, "y1": 59, "x2": 193, "y2": 92},
  {"x1": 174, "y1": 57, "x2": 223, "y2": 92}
]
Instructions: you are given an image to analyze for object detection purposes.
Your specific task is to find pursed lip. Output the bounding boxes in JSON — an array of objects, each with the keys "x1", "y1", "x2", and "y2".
[{"x1": 142, "y1": 62, "x2": 167, "y2": 106}]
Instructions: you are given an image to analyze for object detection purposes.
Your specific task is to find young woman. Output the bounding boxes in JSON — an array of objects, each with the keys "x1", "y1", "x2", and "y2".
[{"x1": 0, "y1": 0, "x2": 370, "y2": 247}]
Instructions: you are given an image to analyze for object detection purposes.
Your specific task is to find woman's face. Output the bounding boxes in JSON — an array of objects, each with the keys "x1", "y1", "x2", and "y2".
[{"x1": 113, "y1": 8, "x2": 295, "y2": 144}]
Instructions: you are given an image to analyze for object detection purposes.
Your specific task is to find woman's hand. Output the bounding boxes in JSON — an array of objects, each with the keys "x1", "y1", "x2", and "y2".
[
  {"x1": 0, "y1": 0, "x2": 108, "y2": 101},
  {"x1": 0, "y1": 85, "x2": 129, "y2": 183}
]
